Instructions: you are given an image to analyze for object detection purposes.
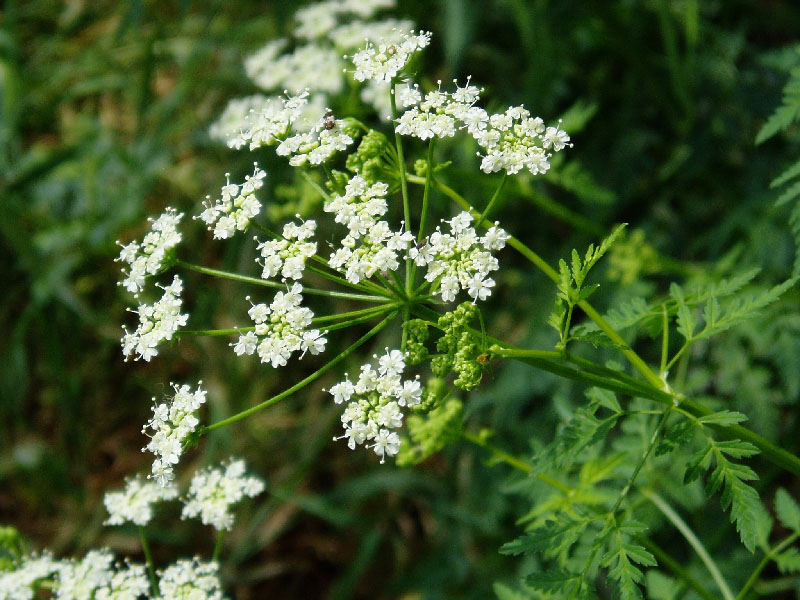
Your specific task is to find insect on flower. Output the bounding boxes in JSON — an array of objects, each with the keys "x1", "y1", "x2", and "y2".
[{"x1": 323, "y1": 109, "x2": 336, "y2": 130}]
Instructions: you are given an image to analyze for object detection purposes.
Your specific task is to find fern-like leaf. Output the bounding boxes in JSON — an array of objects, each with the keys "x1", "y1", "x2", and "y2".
[
  {"x1": 775, "y1": 487, "x2": 800, "y2": 532},
  {"x1": 756, "y1": 63, "x2": 800, "y2": 145}
]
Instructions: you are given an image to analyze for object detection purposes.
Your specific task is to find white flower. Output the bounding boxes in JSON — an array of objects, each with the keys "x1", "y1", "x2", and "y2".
[
  {"x1": 116, "y1": 208, "x2": 183, "y2": 294},
  {"x1": 120, "y1": 275, "x2": 188, "y2": 362},
  {"x1": 413, "y1": 212, "x2": 506, "y2": 303},
  {"x1": 104, "y1": 476, "x2": 178, "y2": 527},
  {"x1": 0, "y1": 553, "x2": 60, "y2": 600},
  {"x1": 55, "y1": 550, "x2": 114, "y2": 600},
  {"x1": 208, "y1": 94, "x2": 272, "y2": 143},
  {"x1": 233, "y1": 286, "x2": 326, "y2": 367},
  {"x1": 158, "y1": 559, "x2": 225, "y2": 600},
  {"x1": 394, "y1": 78, "x2": 482, "y2": 140},
  {"x1": 181, "y1": 459, "x2": 265, "y2": 531},
  {"x1": 256, "y1": 218, "x2": 317, "y2": 280},
  {"x1": 198, "y1": 164, "x2": 265, "y2": 240},
  {"x1": 349, "y1": 30, "x2": 431, "y2": 83},
  {"x1": 471, "y1": 107, "x2": 571, "y2": 175},
  {"x1": 330, "y1": 349, "x2": 420, "y2": 462},
  {"x1": 324, "y1": 175, "x2": 412, "y2": 283},
  {"x1": 94, "y1": 562, "x2": 150, "y2": 600},
  {"x1": 142, "y1": 382, "x2": 207, "y2": 487}
]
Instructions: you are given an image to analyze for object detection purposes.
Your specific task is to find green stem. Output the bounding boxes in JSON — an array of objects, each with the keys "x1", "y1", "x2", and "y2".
[
  {"x1": 610, "y1": 407, "x2": 671, "y2": 515},
  {"x1": 389, "y1": 79, "x2": 412, "y2": 299},
  {"x1": 199, "y1": 313, "x2": 396, "y2": 433},
  {"x1": 642, "y1": 488, "x2": 735, "y2": 600},
  {"x1": 639, "y1": 536, "x2": 719, "y2": 600},
  {"x1": 175, "y1": 260, "x2": 387, "y2": 303},
  {"x1": 212, "y1": 530, "x2": 224, "y2": 563},
  {"x1": 660, "y1": 304, "x2": 669, "y2": 376},
  {"x1": 736, "y1": 531, "x2": 800, "y2": 600},
  {"x1": 304, "y1": 264, "x2": 394, "y2": 299},
  {"x1": 139, "y1": 526, "x2": 159, "y2": 596},
  {"x1": 417, "y1": 138, "x2": 436, "y2": 243},
  {"x1": 320, "y1": 306, "x2": 398, "y2": 332},
  {"x1": 476, "y1": 172, "x2": 507, "y2": 228}
]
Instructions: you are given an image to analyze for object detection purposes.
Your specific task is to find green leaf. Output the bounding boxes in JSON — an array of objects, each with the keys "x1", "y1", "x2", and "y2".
[
  {"x1": 771, "y1": 157, "x2": 800, "y2": 188},
  {"x1": 777, "y1": 179, "x2": 800, "y2": 208},
  {"x1": 655, "y1": 419, "x2": 694, "y2": 457},
  {"x1": 525, "y1": 569, "x2": 584, "y2": 595},
  {"x1": 756, "y1": 64, "x2": 800, "y2": 145},
  {"x1": 697, "y1": 411, "x2": 748, "y2": 427},
  {"x1": 599, "y1": 522, "x2": 656, "y2": 600},
  {"x1": 645, "y1": 571, "x2": 681, "y2": 600},
  {"x1": 775, "y1": 488, "x2": 800, "y2": 532},
  {"x1": 500, "y1": 516, "x2": 590, "y2": 560},
  {"x1": 775, "y1": 547, "x2": 800, "y2": 573},
  {"x1": 586, "y1": 388, "x2": 622, "y2": 413},
  {"x1": 493, "y1": 582, "x2": 533, "y2": 600}
]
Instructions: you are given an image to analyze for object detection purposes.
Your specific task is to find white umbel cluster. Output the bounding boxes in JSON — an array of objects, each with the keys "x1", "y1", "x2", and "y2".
[
  {"x1": 142, "y1": 382, "x2": 208, "y2": 487},
  {"x1": 181, "y1": 459, "x2": 265, "y2": 531},
  {"x1": 104, "y1": 476, "x2": 179, "y2": 527},
  {"x1": 349, "y1": 30, "x2": 431, "y2": 83},
  {"x1": 121, "y1": 275, "x2": 188, "y2": 362},
  {"x1": 410, "y1": 212, "x2": 508, "y2": 303},
  {"x1": 328, "y1": 348, "x2": 422, "y2": 462},
  {"x1": 157, "y1": 559, "x2": 225, "y2": 600},
  {"x1": 117, "y1": 208, "x2": 183, "y2": 294},
  {"x1": 324, "y1": 175, "x2": 413, "y2": 283},
  {"x1": 199, "y1": 164, "x2": 265, "y2": 240},
  {"x1": 256, "y1": 219, "x2": 317, "y2": 281},
  {"x1": 394, "y1": 78, "x2": 482, "y2": 140},
  {"x1": 233, "y1": 284, "x2": 327, "y2": 368}
]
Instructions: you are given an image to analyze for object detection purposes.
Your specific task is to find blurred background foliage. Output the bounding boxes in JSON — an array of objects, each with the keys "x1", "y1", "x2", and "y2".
[{"x1": 2, "y1": 0, "x2": 800, "y2": 598}]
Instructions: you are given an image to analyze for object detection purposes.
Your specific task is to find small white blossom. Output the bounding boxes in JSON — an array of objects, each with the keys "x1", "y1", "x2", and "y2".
[
  {"x1": 120, "y1": 275, "x2": 188, "y2": 362},
  {"x1": 324, "y1": 175, "x2": 412, "y2": 283},
  {"x1": 158, "y1": 559, "x2": 225, "y2": 600},
  {"x1": 55, "y1": 550, "x2": 114, "y2": 600},
  {"x1": 181, "y1": 459, "x2": 265, "y2": 531},
  {"x1": 198, "y1": 165, "x2": 265, "y2": 240},
  {"x1": 94, "y1": 562, "x2": 150, "y2": 600},
  {"x1": 413, "y1": 212, "x2": 506, "y2": 303},
  {"x1": 0, "y1": 554, "x2": 60, "y2": 600},
  {"x1": 104, "y1": 476, "x2": 179, "y2": 527},
  {"x1": 472, "y1": 108, "x2": 571, "y2": 176},
  {"x1": 330, "y1": 349, "x2": 420, "y2": 462},
  {"x1": 116, "y1": 208, "x2": 183, "y2": 294},
  {"x1": 276, "y1": 111, "x2": 354, "y2": 166},
  {"x1": 233, "y1": 285, "x2": 327, "y2": 367},
  {"x1": 349, "y1": 30, "x2": 431, "y2": 83},
  {"x1": 142, "y1": 382, "x2": 207, "y2": 487},
  {"x1": 395, "y1": 78, "x2": 482, "y2": 140},
  {"x1": 256, "y1": 218, "x2": 317, "y2": 280}
]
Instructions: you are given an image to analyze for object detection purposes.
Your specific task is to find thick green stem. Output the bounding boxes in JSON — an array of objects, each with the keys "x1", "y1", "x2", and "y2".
[
  {"x1": 175, "y1": 260, "x2": 387, "y2": 303},
  {"x1": 642, "y1": 488, "x2": 735, "y2": 600},
  {"x1": 199, "y1": 313, "x2": 396, "y2": 433},
  {"x1": 139, "y1": 526, "x2": 159, "y2": 596}
]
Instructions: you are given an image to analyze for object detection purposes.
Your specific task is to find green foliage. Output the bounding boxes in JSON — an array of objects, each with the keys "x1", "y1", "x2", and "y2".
[
  {"x1": 683, "y1": 433, "x2": 764, "y2": 551},
  {"x1": 597, "y1": 519, "x2": 656, "y2": 600},
  {"x1": 396, "y1": 397, "x2": 464, "y2": 466},
  {"x1": 549, "y1": 225, "x2": 626, "y2": 348},
  {"x1": 775, "y1": 487, "x2": 800, "y2": 532}
]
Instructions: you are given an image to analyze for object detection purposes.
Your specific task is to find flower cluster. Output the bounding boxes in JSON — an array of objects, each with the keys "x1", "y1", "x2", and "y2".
[
  {"x1": 121, "y1": 275, "x2": 188, "y2": 362},
  {"x1": 349, "y1": 30, "x2": 431, "y2": 83},
  {"x1": 294, "y1": 0, "x2": 395, "y2": 40},
  {"x1": 394, "y1": 79, "x2": 482, "y2": 140},
  {"x1": 181, "y1": 459, "x2": 265, "y2": 531},
  {"x1": 57, "y1": 550, "x2": 149, "y2": 600},
  {"x1": 199, "y1": 165, "x2": 265, "y2": 240},
  {"x1": 245, "y1": 40, "x2": 343, "y2": 96},
  {"x1": 0, "y1": 554, "x2": 59, "y2": 600},
  {"x1": 328, "y1": 349, "x2": 422, "y2": 462},
  {"x1": 117, "y1": 208, "x2": 183, "y2": 294},
  {"x1": 232, "y1": 285, "x2": 327, "y2": 367},
  {"x1": 142, "y1": 382, "x2": 207, "y2": 487},
  {"x1": 227, "y1": 92, "x2": 355, "y2": 167},
  {"x1": 104, "y1": 476, "x2": 179, "y2": 527},
  {"x1": 411, "y1": 212, "x2": 508, "y2": 303},
  {"x1": 228, "y1": 91, "x2": 311, "y2": 151},
  {"x1": 276, "y1": 110, "x2": 354, "y2": 167},
  {"x1": 470, "y1": 107, "x2": 570, "y2": 175},
  {"x1": 0, "y1": 551, "x2": 225, "y2": 600},
  {"x1": 158, "y1": 559, "x2": 225, "y2": 600},
  {"x1": 324, "y1": 175, "x2": 413, "y2": 283},
  {"x1": 256, "y1": 219, "x2": 317, "y2": 280}
]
